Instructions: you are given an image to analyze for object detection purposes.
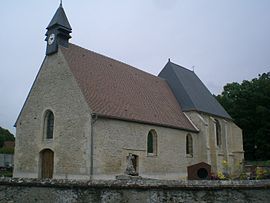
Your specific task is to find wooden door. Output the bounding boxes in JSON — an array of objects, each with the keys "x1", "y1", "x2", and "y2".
[{"x1": 41, "y1": 149, "x2": 54, "y2": 179}]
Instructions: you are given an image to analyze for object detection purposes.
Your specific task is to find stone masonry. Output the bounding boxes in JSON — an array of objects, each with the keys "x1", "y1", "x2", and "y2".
[
  {"x1": 0, "y1": 178, "x2": 270, "y2": 203},
  {"x1": 14, "y1": 50, "x2": 92, "y2": 179}
]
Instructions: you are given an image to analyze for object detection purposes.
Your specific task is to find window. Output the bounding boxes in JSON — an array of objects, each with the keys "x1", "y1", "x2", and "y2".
[
  {"x1": 44, "y1": 110, "x2": 54, "y2": 139},
  {"x1": 147, "y1": 130, "x2": 157, "y2": 155},
  {"x1": 186, "y1": 134, "x2": 193, "y2": 156},
  {"x1": 215, "y1": 119, "x2": 221, "y2": 146}
]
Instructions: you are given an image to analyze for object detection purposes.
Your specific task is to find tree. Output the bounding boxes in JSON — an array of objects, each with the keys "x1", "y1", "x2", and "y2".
[
  {"x1": 216, "y1": 72, "x2": 270, "y2": 161},
  {"x1": 0, "y1": 127, "x2": 15, "y2": 148}
]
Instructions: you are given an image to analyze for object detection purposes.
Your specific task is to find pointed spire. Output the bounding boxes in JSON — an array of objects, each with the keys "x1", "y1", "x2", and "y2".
[
  {"x1": 47, "y1": 3, "x2": 71, "y2": 30},
  {"x1": 45, "y1": 2, "x2": 72, "y2": 55}
]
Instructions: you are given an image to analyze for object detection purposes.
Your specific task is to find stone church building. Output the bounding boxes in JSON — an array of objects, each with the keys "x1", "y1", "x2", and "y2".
[{"x1": 13, "y1": 4, "x2": 244, "y2": 180}]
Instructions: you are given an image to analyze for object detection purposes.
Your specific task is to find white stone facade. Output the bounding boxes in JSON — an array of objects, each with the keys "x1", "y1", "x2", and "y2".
[
  {"x1": 92, "y1": 118, "x2": 198, "y2": 180},
  {"x1": 14, "y1": 50, "x2": 92, "y2": 179},
  {"x1": 185, "y1": 111, "x2": 244, "y2": 176}
]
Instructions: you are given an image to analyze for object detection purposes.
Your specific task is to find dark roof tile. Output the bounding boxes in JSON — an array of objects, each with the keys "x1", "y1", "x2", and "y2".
[{"x1": 159, "y1": 62, "x2": 231, "y2": 119}]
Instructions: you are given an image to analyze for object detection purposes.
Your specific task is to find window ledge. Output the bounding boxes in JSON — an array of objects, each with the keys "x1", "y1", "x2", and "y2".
[
  {"x1": 147, "y1": 153, "x2": 157, "y2": 157},
  {"x1": 186, "y1": 154, "x2": 193, "y2": 158}
]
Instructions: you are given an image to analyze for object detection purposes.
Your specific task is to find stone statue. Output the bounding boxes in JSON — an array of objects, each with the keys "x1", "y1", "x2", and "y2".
[{"x1": 125, "y1": 153, "x2": 138, "y2": 176}]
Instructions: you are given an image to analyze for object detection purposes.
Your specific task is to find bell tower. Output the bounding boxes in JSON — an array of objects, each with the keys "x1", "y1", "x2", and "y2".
[{"x1": 45, "y1": 2, "x2": 72, "y2": 55}]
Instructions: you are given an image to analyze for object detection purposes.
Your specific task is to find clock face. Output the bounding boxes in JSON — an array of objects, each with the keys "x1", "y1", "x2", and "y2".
[{"x1": 48, "y1": 33, "x2": 55, "y2": 45}]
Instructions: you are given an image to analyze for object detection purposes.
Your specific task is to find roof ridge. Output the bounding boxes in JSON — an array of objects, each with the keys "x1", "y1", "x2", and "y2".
[
  {"x1": 65, "y1": 43, "x2": 161, "y2": 80},
  {"x1": 169, "y1": 61, "x2": 194, "y2": 73}
]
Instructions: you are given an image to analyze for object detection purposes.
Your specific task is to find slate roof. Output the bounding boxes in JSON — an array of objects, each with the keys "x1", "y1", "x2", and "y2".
[
  {"x1": 159, "y1": 61, "x2": 231, "y2": 119},
  {"x1": 47, "y1": 4, "x2": 72, "y2": 30},
  {"x1": 60, "y1": 44, "x2": 197, "y2": 132}
]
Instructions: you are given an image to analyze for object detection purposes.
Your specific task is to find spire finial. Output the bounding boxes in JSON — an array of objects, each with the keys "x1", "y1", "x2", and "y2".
[
  {"x1": 168, "y1": 58, "x2": 171, "y2": 62},
  {"x1": 45, "y1": 0, "x2": 72, "y2": 55}
]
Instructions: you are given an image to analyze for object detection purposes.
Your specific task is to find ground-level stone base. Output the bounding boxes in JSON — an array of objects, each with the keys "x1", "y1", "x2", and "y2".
[{"x1": 0, "y1": 178, "x2": 269, "y2": 203}]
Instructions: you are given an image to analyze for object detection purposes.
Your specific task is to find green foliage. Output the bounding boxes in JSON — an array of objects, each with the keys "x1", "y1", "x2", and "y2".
[
  {"x1": 246, "y1": 160, "x2": 270, "y2": 166},
  {"x1": 0, "y1": 127, "x2": 15, "y2": 148},
  {"x1": 0, "y1": 170, "x2": 12, "y2": 177},
  {"x1": 217, "y1": 171, "x2": 226, "y2": 180},
  {"x1": 0, "y1": 147, "x2": 14, "y2": 154},
  {"x1": 216, "y1": 72, "x2": 270, "y2": 161},
  {"x1": 255, "y1": 167, "x2": 267, "y2": 180}
]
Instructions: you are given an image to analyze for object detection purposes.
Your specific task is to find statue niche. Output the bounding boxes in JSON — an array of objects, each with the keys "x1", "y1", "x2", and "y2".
[{"x1": 125, "y1": 153, "x2": 138, "y2": 176}]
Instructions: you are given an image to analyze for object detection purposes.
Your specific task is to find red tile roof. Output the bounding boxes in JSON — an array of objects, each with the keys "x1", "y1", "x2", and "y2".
[{"x1": 61, "y1": 44, "x2": 197, "y2": 132}]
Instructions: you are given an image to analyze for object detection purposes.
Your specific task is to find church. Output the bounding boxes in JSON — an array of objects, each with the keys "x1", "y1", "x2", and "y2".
[{"x1": 13, "y1": 3, "x2": 244, "y2": 180}]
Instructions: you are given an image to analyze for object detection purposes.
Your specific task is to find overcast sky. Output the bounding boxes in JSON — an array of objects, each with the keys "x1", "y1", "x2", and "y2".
[{"x1": 1, "y1": 0, "x2": 270, "y2": 134}]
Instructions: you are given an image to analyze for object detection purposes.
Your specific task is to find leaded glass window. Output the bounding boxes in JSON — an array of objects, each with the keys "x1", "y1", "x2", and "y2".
[
  {"x1": 45, "y1": 110, "x2": 54, "y2": 139},
  {"x1": 147, "y1": 130, "x2": 157, "y2": 155},
  {"x1": 186, "y1": 134, "x2": 193, "y2": 156},
  {"x1": 215, "y1": 119, "x2": 221, "y2": 146}
]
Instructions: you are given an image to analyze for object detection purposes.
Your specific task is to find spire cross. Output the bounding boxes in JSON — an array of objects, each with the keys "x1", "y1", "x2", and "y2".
[{"x1": 60, "y1": 0, "x2": 62, "y2": 7}]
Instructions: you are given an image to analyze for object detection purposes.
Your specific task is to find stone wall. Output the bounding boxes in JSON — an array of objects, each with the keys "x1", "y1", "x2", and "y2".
[
  {"x1": 93, "y1": 118, "x2": 198, "y2": 180},
  {"x1": 185, "y1": 111, "x2": 244, "y2": 175},
  {"x1": 14, "y1": 50, "x2": 92, "y2": 179},
  {"x1": 0, "y1": 178, "x2": 269, "y2": 203}
]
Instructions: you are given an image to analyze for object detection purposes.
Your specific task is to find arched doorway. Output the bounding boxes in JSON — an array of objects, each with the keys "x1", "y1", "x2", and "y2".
[{"x1": 40, "y1": 149, "x2": 54, "y2": 179}]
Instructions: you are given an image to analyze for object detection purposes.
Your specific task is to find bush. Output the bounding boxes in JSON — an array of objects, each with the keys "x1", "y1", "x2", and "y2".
[{"x1": 0, "y1": 147, "x2": 14, "y2": 154}]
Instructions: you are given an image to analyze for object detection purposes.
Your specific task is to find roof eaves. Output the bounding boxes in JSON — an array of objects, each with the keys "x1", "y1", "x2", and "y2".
[
  {"x1": 183, "y1": 109, "x2": 232, "y2": 121},
  {"x1": 94, "y1": 113, "x2": 199, "y2": 133},
  {"x1": 183, "y1": 112, "x2": 200, "y2": 132}
]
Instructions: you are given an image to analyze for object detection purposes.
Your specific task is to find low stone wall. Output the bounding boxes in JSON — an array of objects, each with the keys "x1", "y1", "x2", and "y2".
[{"x1": 0, "y1": 178, "x2": 270, "y2": 202}]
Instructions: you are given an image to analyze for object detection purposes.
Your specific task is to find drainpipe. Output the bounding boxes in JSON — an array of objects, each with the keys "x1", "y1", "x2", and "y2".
[{"x1": 90, "y1": 113, "x2": 98, "y2": 179}]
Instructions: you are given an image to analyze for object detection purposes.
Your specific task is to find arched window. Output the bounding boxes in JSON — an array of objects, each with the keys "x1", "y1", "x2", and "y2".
[
  {"x1": 44, "y1": 110, "x2": 54, "y2": 139},
  {"x1": 186, "y1": 134, "x2": 193, "y2": 156},
  {"x1": 215, "y1": 119, "x2": 221, "y2": 146},
  {"x1": 147, "y1": 130, "x2": 157, "y2": 155}
]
